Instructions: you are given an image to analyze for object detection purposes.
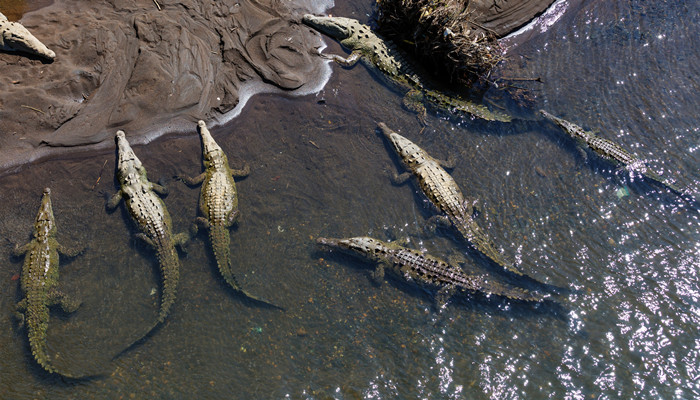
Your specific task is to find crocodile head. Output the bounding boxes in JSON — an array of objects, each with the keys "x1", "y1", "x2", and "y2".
[
  {"x1": 33, "y1": 187, "x2": 56, "y2": 238},
  {"x1": 114, "y1": 130, "x2": 146, "y2": 183},
  {"x1": 302, "y1": 14, "x2": 358, "y2": 41},
  {"x1": 0, "y1": 15, "x2": 56, "y2": 61},
  {"x1": 196, "y1": 120, "x2": 225, "y2": 166},
  {"x1": 317, "y1": 236, "x2": 388, "y2": 261},
  {"x1": 539, "y1": 110, "x2": 589, "y2": 140},
  {"x1": 377, "y1": 122, "x2": 424, "y2": 167}
]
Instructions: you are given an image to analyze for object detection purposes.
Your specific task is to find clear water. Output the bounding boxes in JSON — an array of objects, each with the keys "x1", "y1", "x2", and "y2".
[{"x1": 1, "y1": 0, "x2": 698, "y2": 399}]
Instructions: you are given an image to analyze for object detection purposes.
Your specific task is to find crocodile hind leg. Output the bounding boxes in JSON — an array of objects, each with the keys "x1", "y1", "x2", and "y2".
[
  {"x1": 57, "y1": 243, "x2": 84, "y2": 258},
  {"x1": 173, "y1": 231, "x2": 191, "y2": 253},
  {"x1": 402, "y1": 89, "x2": 427, "y2": 125},
  {"x1": 370, "y1": 261, "x2": 388, "y2": 284},
  {"x1": 14, "y1": 299, "x2": 27, "y2": 327},
  {"x1": 425, "y1": 215, "x2": 452, "y2": 234},
  {"x1": 47, "y1": 288, "x2": 81, "y2": 313},
  {"x1": 389, "y1": 171, "x2": 412, "y2": 185},
  {"x1": 435, "y1": 286, "x2": 456, "y2": 310}
]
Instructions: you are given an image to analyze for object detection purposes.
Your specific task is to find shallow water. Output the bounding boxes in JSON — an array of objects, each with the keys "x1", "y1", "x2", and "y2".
[{"x1": 1, "y1": 0, "x2": 698, "y2": 399}]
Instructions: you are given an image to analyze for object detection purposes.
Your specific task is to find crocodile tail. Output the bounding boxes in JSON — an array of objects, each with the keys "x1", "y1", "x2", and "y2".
[
  {"x1": 209, "y1": 224, "x2": 233, "y2": 286},
  {"x1": 155, "y1": 244, "x2": 180, "y2": 324},
  {"x1": 209, "y1": 225, "x2": 284, "y2": 310},
  {"x1": 424, "y1": 90, "x2": 512, "y2": 122},
  {"x1": 453, "y1": 219, "x2": 526, "y2": 277},
  {"x1": 26, "y1": 301, "x2": 55, "y2": 374}
]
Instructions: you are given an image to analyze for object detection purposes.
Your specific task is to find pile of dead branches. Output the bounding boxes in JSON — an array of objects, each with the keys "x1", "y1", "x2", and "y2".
[{"x1": 376, "y1": 0, "x2": 504, "y2": 87}]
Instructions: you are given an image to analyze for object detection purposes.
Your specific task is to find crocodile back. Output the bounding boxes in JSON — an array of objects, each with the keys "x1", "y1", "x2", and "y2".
[
  {"x1": 201, "y1": 165, "x2": 238, "y2": 227},
  {"x1": 586, "y1": 135, "x2": 637, "y2": 165}
]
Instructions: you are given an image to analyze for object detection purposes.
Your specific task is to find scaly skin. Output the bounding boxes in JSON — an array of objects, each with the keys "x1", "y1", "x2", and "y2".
[
  {"x1": 317, "y1": 236, "x2": 544, "y2": 306},
  {"x1": 107, "y1": 131, "x2": 189, "y2": 327},
  {"x1": 379, "y1": 122, "x2": 528, "y2": 277},
  {"x1": 302, "y1": 14, "x2": 510, "y2": 123},
  {"x1": 177, "y1": 121, "x2": 280, "y2": 308},
  {"x1": 0, "y1": 12, "x2": 55, "y2": 60},
  {"x1": 13, "y1": 188, "x2": 83, "y2": 377},
  {"x1": 540, "y1": 110, "x2": 685, "y2": 195}
]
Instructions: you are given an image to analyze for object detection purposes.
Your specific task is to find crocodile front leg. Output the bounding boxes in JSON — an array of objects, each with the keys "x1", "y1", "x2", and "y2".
[
  {"x1": 11, "y1": 243, "x2": 31, "y2": 257},
  {"x1": 106, "y1": 191, "x2": 123, "y2": 210},
  {"x1": 175, "y1": 172, "x2": 206, "y2": 187},
  {"x1": 230, "y1": 164, "x2": 250, "y2": 178},
  {"x1": 324, "y1": 50, "x2": 362, "y2": 67}
]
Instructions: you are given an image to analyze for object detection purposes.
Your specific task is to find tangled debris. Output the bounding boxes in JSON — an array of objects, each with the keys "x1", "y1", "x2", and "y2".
[{"x1": 376, "y1": 0, "x2": 505, "y2": 88}]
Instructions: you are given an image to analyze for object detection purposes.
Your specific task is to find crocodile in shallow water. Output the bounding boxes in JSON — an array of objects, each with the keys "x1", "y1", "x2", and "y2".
[
  {"x1": 177, "y1": 121, "x2": 281, "y2": 309},
  {"x1": 378, "y1": 122, "x2": 532, "y2": 278},
  {"x1": 317, "y1": 236, "x2": 545, "y2": 307},
  {"x1": 540, "y1": 110, "x2": 686, "y2": 197},
  {"x1": 302, "y1": 14, "x2": 510, "y2": 123},
  {"x1": 13, "y1": 188, "x2": 86, "y2": 378},
  {"x1": 107, "y1": 131, "x2": 189, "y2": 331}
]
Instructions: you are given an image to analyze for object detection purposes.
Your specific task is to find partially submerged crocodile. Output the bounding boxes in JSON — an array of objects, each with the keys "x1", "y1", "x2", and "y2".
[
  {"x1": 540, "y1": 110, "x2": 685, "y2": 196},
  {"x1": 302, "y1": 14, "x2": 510, "y2": 123},
  {"x1": 317, "y1": 236, "x2": 545, "y2": 307},
  {"x1": 13, "y1": 188, "x2": 84, "y2": 377},
  {"x1": 0, "y1": 12, "x2": 55, "y2": 60},
  {"x1": 378, "y1": 122, "x2": 528, "y2": 277},
  {"x1": 177, "y1": 121, "x2": 281, "y2": 309},
  {"x1": 107, "y1": 131, "x2": 189, "y2": 329}
]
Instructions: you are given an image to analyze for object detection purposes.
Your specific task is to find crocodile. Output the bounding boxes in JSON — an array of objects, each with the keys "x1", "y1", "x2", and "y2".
[
  {"x1": 177, "y1": 121, "x2": 281, "y2": 309},
  {"x1": 13, "y1": 188, "x2": 84, "y2": 377},
  {"x1": 378, "y1": 122, "x2": 528, "y2": 277},
  {"x1": 107, "y1": 131, "x2": 189, "y2": 329},
  {"x1": 1, "y1": 12, "x2": 55, "y2": 61},
  {"x1": 302, "y1": 14, "x2": 510, "y2": 123},
  {"x1": 540, "y1": 110, "x2": 686, "y2": 196},
  {"x1": 317, "y1": 236, "x2": 545, "y2": 307}
]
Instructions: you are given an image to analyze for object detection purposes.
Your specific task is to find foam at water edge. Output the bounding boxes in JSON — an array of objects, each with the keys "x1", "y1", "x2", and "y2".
[{"x1": 502, "y1": 0, "x2": 570, "y2": 43}]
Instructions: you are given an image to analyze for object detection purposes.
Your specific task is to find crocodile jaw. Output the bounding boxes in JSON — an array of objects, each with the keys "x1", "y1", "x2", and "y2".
[
  {"x1": 317, "y1": 236, "x2": 384, "y2": 258},
  {"x1": 115, "y1": 130, "x2": 143, "y2": 171},
  {"x1": 302, "y1": 14, "x2": 352, "y2": 40},
  {"x1": 0, "y1": 16, "x2": 56, "y2": 61},
  {"x1": 197, "y1": 120, "x2": 224, "y2": 164},
  {"x1": 34, "y1": 187, "x2": 55, "y2": 238},
  {"x1": 377, "y1": 122, "x2": 423, "y2": 165}
]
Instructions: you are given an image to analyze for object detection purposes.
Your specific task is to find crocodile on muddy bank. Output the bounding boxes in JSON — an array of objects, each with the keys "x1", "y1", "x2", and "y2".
[
  {"x1": 302, "y1": 14, "x2": 511, "y2": 123},
  {"x1": 317, "y1": 236, "x2": 546, "y2": 308},
  {"x1": 0, "y1": 11, "x2": 55, "y2": 61},
  {"x1": 176, "y1": 121, "x2": 282, "y2": 309},
  {"x1": 106, "y1": 131, "x2": 190, "y2": 343},
  {"x1": 12, "y1": 188, "x2": 93, "y2": 378}
]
